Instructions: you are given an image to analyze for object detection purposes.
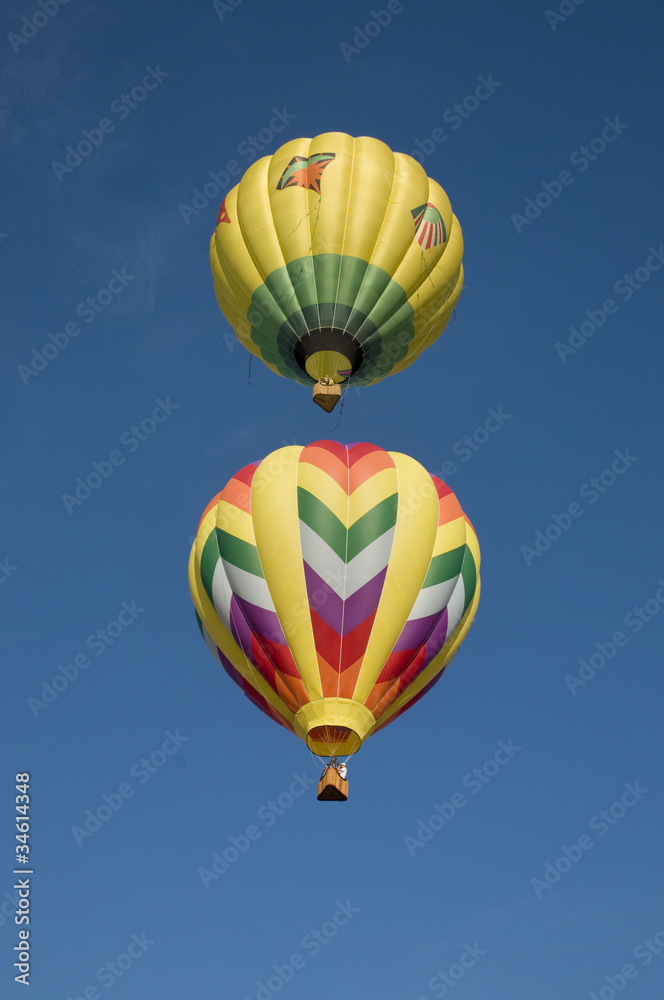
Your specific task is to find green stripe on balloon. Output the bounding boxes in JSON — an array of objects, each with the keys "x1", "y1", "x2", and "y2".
[
  {"x1": 346, "y1": 495, "x2": 398, "y2": 561},
  {"x1": 297, "y1": 489, "x2": 347, "y2": 560},
  {"x1": 247, "y1": 255, "x2": 416, "y2": 386},
  {"x1": 215, "y1": 529, "x2": 264, "y2": 577},
  {"x1": 460, "y1": 549, "x2": 477, "y2": 612},
  {"x1": 199, "y1": 532, "x2": 221, "y2": 606},
  {"x1": 422, "y1": 546, "x2": 466, "y2": 588}
]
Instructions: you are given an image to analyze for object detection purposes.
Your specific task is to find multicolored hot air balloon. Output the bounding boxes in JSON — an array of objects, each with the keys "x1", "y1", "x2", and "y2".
[
  {"x1": 209, "y1": 134, "x2": 464, "y2": 411},
  {"x1": 188, "y1": 441, "x2": 480, "y2": 765}
]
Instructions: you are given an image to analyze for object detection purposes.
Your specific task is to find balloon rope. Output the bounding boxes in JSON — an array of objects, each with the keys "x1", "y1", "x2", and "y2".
[{"x1": 332, "y1": 373, "x2": 351, "y2": 431}]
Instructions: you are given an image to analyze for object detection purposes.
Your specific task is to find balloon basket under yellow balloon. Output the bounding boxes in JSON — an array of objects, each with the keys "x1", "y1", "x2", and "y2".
[
  {"x1": 317, "y1": 769, "x2": 349, "y2": 801},
  {"x1": 312, "y1": 381, "x2": 341, "y2": 412}
]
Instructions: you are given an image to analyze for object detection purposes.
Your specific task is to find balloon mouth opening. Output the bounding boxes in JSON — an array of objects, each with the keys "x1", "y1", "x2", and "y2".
[
  {"x1": 306, "y1": 725, "x2": 362, "y2": 757},
  {"x1": 294, "y1": 328, "x2": 364, "y2": 382}
]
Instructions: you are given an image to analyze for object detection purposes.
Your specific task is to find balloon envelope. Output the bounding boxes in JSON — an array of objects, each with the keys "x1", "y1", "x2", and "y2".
[
  {"x1": 189, "y1": 441, "x2": 480, "y2": 757},
  {"x1": 209, "y1": 133, "x2": 464, "y2": 404}
]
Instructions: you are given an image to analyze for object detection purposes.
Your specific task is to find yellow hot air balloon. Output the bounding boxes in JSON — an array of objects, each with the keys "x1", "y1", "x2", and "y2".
[
  {"x1": 189, "y1": 441, "x2": 480, "y2": 783},
  {"x1": 210, "y1": 133, "x2": 464, "y2": 410}
]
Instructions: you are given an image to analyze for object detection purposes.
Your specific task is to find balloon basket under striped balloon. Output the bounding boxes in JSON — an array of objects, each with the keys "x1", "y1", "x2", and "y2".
[{"x1": 317, "y1": 769, "x2": 349, "y2": 801}]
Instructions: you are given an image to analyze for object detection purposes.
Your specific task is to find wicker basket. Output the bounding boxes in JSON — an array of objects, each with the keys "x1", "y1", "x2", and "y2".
[
  {"x1": 317, "y1": 768, "x2": 348, "y2": 801},
  {"x1": 312, "y1": 382, "x2": 341, "y2": 412}
]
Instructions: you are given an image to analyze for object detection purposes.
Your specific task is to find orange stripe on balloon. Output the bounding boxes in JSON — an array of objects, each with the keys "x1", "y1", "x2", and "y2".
[
  {"x1": 438, "y1": 492, "x2": 464, "y2": 525},
  {"x1": 222, "y1": 477, "x2": 253, "y2": 515},
  {"x1": 301, "y1": 445, "x2": 350, "y2": 491},
  {"x1": 198, "y1": 491, "x2": 224, "y2": 528},
  {"x1": 335, "y1": 657, "x2": 364, "y2": 699},
  {"x1": 348, "y1": 447, "x2": 394, "y2": 491}
]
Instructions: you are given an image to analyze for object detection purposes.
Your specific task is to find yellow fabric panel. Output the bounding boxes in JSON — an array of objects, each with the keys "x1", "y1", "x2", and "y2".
[
  {"x1": 209, "y1": 241, "x2": 252, "y2": 335},
  {"x1": 194, "y1": 505, "x2": 218, "y2": 555},
  {"x1": 211, "y1": 185, "x2": 262, "y2": 302},
  {"x1": 464, "y1": 518, "x2": 481, "y2": 568},
  {"x1": 406, "y1": 216, "x2": 464, "y2": 319},
  {"x1": 250, "y1": 448, "x2": 323, "y2": 701},
  {"x1": 210, "y1": 240, "x2": 284, "y2": 379},
  {"x1": 293, "y1": 699, "x2": 376, "y2": 744},
  {"x1": 372, "y1": 151, "x2": 431, "y2": 272},
  {"x1": 411, "y1": 269, "x2": 464, "y2": 346},
  {"x1": 348, "y1": 467, "x2": 397, "y2": 525},
  {"x1": 216, "y1": 501, "x2": 255, "y2": 547},
  {"x1": 263, "y1": 136, "x2": 325, "y2": 266},
  {"x1": 296, "y1": 462, "x2": 349, "y2": 524},
  {"x1": 427, "y1": 177, "x2": 455, "y2": 245},
  {"x1": 307, "y1": 133, "x2": 356, "y2": 258},
  {"x1": 353, "y1": 452, "x2": 440, "y2": 701},
  {"x1": 433, "y1": 515, "x2": 467, "y2": 557},
  {"x1": 337, "y1": 136, "x2": 397, "y2": 266},
  {"x1": 238, "y1": 156, "x2": 291, "y2": 279},
  {"x1": 386, "y1": 166, "x2": 449, "y2": 296}
]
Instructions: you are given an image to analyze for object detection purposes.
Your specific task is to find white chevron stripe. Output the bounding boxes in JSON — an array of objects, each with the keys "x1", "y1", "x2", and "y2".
[
  {"x1": 298, "y1": 521, "x2": 396, "y2": 598},
  {"x1": 211, "y1": 558, "x2": 234, "y2": 633},
  {"x1": 444, "y1": 577, "x2": 466, "y2": 640},
  {"x1": 222, "y1": 559, "x2": 275, "y2": 612},
  {"x1": 408, "y1": 576, "x2": 459, "y2": 622}
]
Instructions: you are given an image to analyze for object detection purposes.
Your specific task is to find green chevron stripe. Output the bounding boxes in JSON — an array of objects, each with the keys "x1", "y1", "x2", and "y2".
[
  {"x1": 298, "y1": 489, "x2": 399, "y2": 563},
  {"x1": 460, "y1": 549, "x2": 477, "y2": 612},
  {"x1": 199, "y1": 532, "x2": 221, "y2": 605},
  {"x1": 347, "y1": 494, "x2": 398, "y2": 561},
  {"x1": 297, "y1": 488, "x2": 347, "y2": 560},
  {"x1": 422, "y1": 545, "x2": 466, "y2": 588},
  {"x1": 215, "y1": 528, "x2": 264, "y2": 577}
]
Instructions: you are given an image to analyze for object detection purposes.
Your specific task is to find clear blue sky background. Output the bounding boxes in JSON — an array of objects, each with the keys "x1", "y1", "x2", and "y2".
[{"x1": 2, "y1": 1, "x2": 663, "y2": 997}]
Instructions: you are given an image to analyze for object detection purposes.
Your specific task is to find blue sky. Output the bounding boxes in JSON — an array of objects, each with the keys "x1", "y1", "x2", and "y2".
[{"x1": 2, "y1": 0, "x2": 664, "y2": 997}]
